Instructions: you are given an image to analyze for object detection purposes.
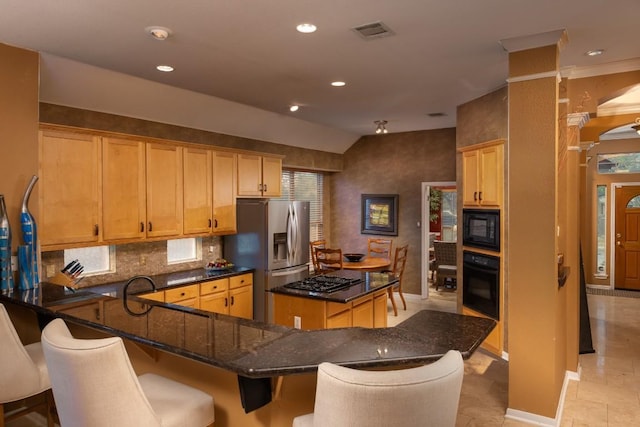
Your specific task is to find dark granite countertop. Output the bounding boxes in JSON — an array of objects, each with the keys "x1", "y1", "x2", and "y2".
[
  {"x1": 270, "y1": 269, "x2": 398, "y2": 303},
  {"x1": 1, "y1": 273, "x2": 496, "y2": 379}
]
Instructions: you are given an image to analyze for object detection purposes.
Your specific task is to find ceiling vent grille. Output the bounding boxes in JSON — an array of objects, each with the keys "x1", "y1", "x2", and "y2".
[{"x1": 352, "y1": 21, "x2": 395, "y2": 40}]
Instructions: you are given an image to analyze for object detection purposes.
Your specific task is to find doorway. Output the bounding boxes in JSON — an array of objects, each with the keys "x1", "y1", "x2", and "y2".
[
  {"x1": 613, "y1": 184, "x2": 640, "y2": 290},
  {"x1": 421, "y1": 181, "x2": 456, "y2": 298}
]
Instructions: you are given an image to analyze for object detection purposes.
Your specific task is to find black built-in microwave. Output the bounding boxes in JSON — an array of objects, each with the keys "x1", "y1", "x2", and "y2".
[{"x1": 462, "y1": 209, "x2": 500, "y2": 252}]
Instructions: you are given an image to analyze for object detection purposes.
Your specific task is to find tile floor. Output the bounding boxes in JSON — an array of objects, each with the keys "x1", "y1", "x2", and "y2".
[
  {"x1": 390, "y1": 284, "x2": 640, "y2": 426},
  {"x1": 7, "y1": 286, "x2": 639, "y2": 427}
]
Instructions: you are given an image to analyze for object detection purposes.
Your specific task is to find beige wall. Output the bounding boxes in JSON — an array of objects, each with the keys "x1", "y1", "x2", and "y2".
[
  {"x1": 0, "y1": 43, "x2": 39, "y2": 253},
  {"x1": 328, "y1": 128, "x2": 457, "y2": 296}
]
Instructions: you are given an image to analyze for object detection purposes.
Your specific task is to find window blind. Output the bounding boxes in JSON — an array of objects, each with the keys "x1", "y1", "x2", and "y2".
[{"x1": 277, "y1": 170, "x2": 324, "y2": 243}]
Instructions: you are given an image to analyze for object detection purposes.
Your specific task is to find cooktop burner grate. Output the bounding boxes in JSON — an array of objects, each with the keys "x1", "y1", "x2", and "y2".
[{"x1": 284, "y1": 275, "x2": 361, "y2": 293}]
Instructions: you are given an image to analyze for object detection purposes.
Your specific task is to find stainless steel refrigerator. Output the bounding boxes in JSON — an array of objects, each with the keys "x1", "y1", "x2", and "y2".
[{"x1": 224, "y1": 199, "x2": 310, "y2": 323}]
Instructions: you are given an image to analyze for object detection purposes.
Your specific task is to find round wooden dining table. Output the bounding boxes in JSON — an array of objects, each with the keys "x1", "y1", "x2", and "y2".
[{"x1": 342, "y1": 256, "x2": 391, "y2": 271}]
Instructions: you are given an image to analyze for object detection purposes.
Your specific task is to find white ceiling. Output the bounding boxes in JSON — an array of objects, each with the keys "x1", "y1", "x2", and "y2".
[{"x1": 1, "y1": 0, "x2": 639, "y2": 153}]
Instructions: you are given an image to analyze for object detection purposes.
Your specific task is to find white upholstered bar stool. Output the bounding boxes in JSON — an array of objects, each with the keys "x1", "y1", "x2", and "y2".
[
  {"x1": 41, "y1": 318, "x2": 215, "y2": 427},
  {"x1": 0, "y1": 303, "x2": 54, "y2": 427},
  {"x1": 292, "y1": 350, "x2": 464, "y2": 427}
]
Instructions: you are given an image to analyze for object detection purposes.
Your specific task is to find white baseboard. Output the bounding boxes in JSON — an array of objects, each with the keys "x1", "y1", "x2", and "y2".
[{"x1": 505, "y1": 367, "x2": 580, "y2": 426}]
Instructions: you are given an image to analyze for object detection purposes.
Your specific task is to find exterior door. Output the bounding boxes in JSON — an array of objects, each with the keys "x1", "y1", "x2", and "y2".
[{"x1": 614, "y1": 185, "x2": 640, "y2": 290}]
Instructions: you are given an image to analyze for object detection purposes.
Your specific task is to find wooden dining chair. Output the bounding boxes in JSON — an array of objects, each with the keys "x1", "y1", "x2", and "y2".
[
  {"x1": 315, "y1": 248, "x2": 343, "y2": 274},
  {"x1": 367, "y1": 238, "x2": 393, "y2": 259},
  {"x1": 387, "y1": 245, "x2": 408, "y2": 316},
  {"x1": 309, "y1": 240, "x2": 326, "y2": 272}
]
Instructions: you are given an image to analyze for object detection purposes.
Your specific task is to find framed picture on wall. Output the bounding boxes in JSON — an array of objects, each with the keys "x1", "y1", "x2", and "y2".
[{"x1": 361, "y1": 194, "x2": 398, "y2": 236}]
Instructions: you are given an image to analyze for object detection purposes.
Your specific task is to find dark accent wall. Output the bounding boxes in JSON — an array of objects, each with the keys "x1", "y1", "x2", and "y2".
[
  {"x1": 329, "y1": 128, "x2": 457, "y2": 296},
  {"x1": 39, "y1": 103, "x2": 344, "y2": 172}
]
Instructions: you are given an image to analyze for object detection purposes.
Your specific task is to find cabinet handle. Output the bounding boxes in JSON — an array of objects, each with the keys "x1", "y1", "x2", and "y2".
[
  {"x1": 258, "y1": 183, "x2": 263, "y2": 191},
  {"x1": 148, "y1": 222, "x2": 153, "y2": 232},
  {"x1": 473, "y1": 191, "x2": 478, "y2": 201},
  {"x1": 140, "y1": 222, "x2": 144, "y2": 232},
  {"x1": 208, "y1": 219, "x2": 212, "y2": 228},
  {"x1": 214, "y1": 219, "x2": 218, "y2": 228},
  {"x1": 224, "y1": 297, "x2": 228, "y2": 307},
  {"x1": 94, "y1": 224, "x2": 99, "y2": 236},
  {"x1": 478, "y1": 191, "x2": 483, "y2": 201},
  {"x1": 264, "y1": 184, "x2": 267, "y2": 192},
  {"x1": 231, "y1": 296, "x2": 235, "y2": 306}
]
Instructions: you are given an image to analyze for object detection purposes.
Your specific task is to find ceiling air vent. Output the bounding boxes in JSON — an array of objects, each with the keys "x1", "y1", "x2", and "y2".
[{"x1": 352, "y1": 21, "x2": 395, "y2": 40}]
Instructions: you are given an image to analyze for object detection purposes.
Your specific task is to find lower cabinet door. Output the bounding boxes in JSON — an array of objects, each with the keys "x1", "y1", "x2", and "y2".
[
  {"x1": 326, "y1": 309, "x2": 351, "y2": 329},
  {"x1": 352, "y1": 297, "x2": 374, "y2": 328},
  {"x1": 229, "y1": 285, "x2": 253, "y2": 319},
  {"x1": 200, "y1": 292, "x2": 229, "y2": 315}
]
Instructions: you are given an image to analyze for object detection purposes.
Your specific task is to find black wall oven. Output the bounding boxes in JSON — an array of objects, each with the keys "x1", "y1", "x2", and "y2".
[
  {"x1": 462, "y1": 209, "x2": 500, "y2": 252},
  {"x1": 463, "y1": 251, "x2": 500, "y2": 320}
]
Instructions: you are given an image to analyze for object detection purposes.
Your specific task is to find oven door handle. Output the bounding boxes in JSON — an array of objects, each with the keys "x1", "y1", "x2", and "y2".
[{"x1": 463, "y1": 263, "x2": 498, "y2": 273}]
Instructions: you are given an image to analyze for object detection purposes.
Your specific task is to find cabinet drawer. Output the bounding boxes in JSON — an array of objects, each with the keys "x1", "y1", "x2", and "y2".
[
  {"x1": 165, "y1": 285, "x2": 199, "y2": 302},
  {"x1": 139, "y1": 291, "x2": 165, "y2": 302},
  {"x1": 200, "y1": 278, "x2": 229, "y2": 295},
  {"x1": 327, "y1": 301, "x2": 351, "y2": 317},
  {"x1": 230, "y1": 273, "x2": 252, "y2": 289}
]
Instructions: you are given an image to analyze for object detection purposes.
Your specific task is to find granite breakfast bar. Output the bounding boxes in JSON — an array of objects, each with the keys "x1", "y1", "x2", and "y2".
[{"x1": 1, "y1": 268, "x2": 496, "y2": 427}]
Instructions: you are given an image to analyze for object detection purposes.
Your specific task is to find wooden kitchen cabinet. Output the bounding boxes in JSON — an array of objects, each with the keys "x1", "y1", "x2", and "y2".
[
  {"x1": 183, "y1": 147, "x2": 213, "y2": 235},
  {"x1": 102, "y1": 137, "x2": 146, "y2": 241},
  {"x1": 373, "y1": 289, "x2": 388, "y2": 328},
  {"x1": 165, "y1": 284, "x2": 199, "y2": 308},
  {"x1": 199, "y1": 273, "x2": 253, "y2": 319},
  {"x1": 39, "y1": 130, "x2": 101, "y2": 248},
  {"x1": 212, "y1": 151, "x2": 237, "y2": 234},
  {"x1": 145, "y1": 143, "x2": 183, "y2": 238},
  {"x1": 228, "y1": 273, "x2": 253, "y2": 319},
  {"x1": 199, "y1": 278, "x2": 230, "y2": 314},
  {"x1": 462, "y1": 141, "x2": 503, "y2": 207},
  {"x1": 237, "y1": 154, "x2": 282, "y2": 197},
  {"x1": 274, "y1": 289, "x2": 387, "y2": 330},
  {"x1": 351, "y1": 295, "x2": 374, "y2": 328}
]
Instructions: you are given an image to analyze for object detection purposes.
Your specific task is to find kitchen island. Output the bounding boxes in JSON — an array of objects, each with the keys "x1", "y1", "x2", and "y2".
[{"x1": 1, "y1": 269, "x2": 496, "y2": 427}]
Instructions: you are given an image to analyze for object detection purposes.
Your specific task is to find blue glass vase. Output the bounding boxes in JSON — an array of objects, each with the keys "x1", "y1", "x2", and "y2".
[
  {"x1": 0, "y1": 195, "x2": 14, "y2": 292},
  {"x1": 21, "y1": 176, "x2": 39, "y2": 287}
]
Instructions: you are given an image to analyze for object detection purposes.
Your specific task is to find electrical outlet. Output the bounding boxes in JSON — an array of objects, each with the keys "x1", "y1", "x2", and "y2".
[
  {"x1": 209, "y1": 246, "x2": 214, "y2": 253},
  {"x1": 294, "y1": 316, "x2": 301, "y2": 329},
  {"x1": 46, "y1": 264, "x2": 56, "y2": 277},
  {"x1": 140, "y1": 255, "x2": 147, "y2": 266},
  {"x1": 10, "y1": 256, "x2": 17, "y2": 272}
]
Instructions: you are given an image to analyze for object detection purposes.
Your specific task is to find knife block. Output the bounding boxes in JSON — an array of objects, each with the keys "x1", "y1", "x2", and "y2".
[{"x1": 48, "y1": 272, "x2": 78, "y2": 289}]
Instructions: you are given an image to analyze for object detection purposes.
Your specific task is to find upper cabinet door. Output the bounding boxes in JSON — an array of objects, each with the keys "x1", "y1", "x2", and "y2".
[
  {"x1": 478, "y1": 144, "x2": 503, "y2": 207},
  {"x1": 237, "y1": 154, "x2": 263, "y2": 196},
  {"x1": 102, "y1": 137, "x2": 146, "y2": 241},
  {"x1": 237, "y1": 154, "x2": 282, "y2": 197},
  {"x1": 183, "y1": 147, "x2": 212, "y2": 235},
  {"x1": 212, "y1": 151, "x2": 237, "y2": 234},
  {"x1": 39, "y1": 130, "x2": 100, "y2": 247},
  {"x1": 462, "y1": 143, "x2": 503, "y2": 208},
  {"x1": 146, "y1": 143, "x2": 183, "y2": 238},
  {"x1": 262, "y1": 156, "x2": 282, "y2": 197}
]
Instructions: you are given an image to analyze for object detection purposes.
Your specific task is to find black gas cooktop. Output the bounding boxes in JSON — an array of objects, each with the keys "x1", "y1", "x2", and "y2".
[{"x1": 284, "y1": 275, "x2": 362, "y2": 293}]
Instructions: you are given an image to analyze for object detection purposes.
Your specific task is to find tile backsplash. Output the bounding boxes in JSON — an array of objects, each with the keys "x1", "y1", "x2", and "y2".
[{"x1": 41, "y1": 236, "x2": 223, "y2": 288}]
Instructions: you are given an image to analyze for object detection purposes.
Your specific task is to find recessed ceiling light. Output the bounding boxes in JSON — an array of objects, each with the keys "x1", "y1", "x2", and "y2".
[
  {"x1": 586, "y1": 49, "x2": 604, "y2": 57},
  {"x1": 296, "y1": 23, "x2": 317, "y2": 34},
  {"x1": 156, "y1": 65, "x2": 174, "y2": 72},
  {"x1": 289, "y1": 105, "x2": 299, "y2": 112},
  {"x1": 146, "y1": 26, "x2": 172, "y2": 41},
  {"x1": 331, "y1": 81, "x2": 346, "y2": 87}
]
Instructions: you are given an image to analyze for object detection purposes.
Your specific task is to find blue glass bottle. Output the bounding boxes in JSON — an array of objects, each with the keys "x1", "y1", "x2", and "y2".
[{"x1": 0, "y1": 195, "x2": 14, "y2": 292}]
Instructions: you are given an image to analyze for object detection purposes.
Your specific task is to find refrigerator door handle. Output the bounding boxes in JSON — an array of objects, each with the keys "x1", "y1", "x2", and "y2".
[
  {"x1": 271, "y1": 265, "x2": 309, "y2": 277},
  {"x1": 286, "y1": 205, "x2": 293, "y2": 263}
]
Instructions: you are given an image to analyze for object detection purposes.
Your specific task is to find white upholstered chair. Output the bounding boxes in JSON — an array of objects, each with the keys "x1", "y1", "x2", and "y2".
[
  {"x1": 0, "y1": 303, "x2": 54, "y2": 427},
  {"x1": 41, "y1": 318, "x2": 215, "y2": 427},
  {"x1": 292, "y1": 350, "x2": 464, "y2": 427}
]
